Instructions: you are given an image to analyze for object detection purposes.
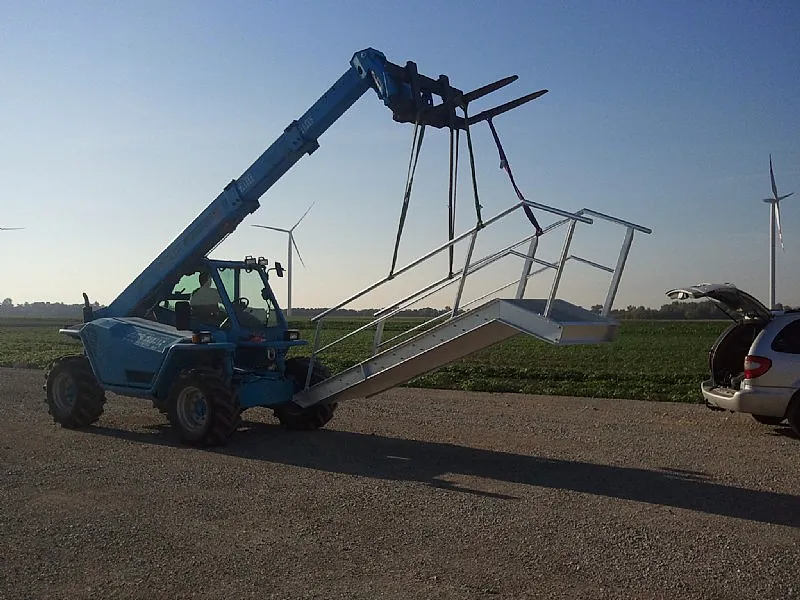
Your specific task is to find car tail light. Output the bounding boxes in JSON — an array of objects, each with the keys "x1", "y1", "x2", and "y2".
[{"x1": 744, "y1": 355, "x2": 772, "y2": 379}]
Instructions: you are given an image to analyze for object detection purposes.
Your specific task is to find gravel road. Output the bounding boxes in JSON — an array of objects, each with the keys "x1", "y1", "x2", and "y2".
[{"x1": 1, "y1": 366, "x2": 798, "y2": 599}]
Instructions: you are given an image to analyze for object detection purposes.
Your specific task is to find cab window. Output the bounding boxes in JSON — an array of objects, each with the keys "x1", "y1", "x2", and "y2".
[
  {"x1": 233, "y1": 267, "x2": 279, "y2": 329},
  {"x1": 155, "y1": 270, "x2": 228, "y2": 327}
]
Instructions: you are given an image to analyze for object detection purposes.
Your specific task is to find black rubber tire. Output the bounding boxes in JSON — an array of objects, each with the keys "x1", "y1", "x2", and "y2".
[
  {"x1": 787, "y1": 394, "x2": 800, "y2": 438},
  {"x1": 166, "y1": 370, "x2": 239, "y2": 447},
  {"x1": 273, "y1": 357, "x2": 337, "y2": 430},
  {"x1": 43, "y1": 355, "x2": 106, "y2": 428},
  {"x1": 751, "y1": 414, "x2": 785, "y2": 426}
]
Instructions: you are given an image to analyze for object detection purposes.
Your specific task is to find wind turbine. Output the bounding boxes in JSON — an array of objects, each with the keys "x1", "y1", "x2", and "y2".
[
  {"x1": 251, "y1": 202, "x2": 315, "y2": 317},
  {"x1": 761, "y1": 154, "x2": 793, "y2": 309},
  {"x1": 0, "y1": 227, "x2": 24, "y2": 230}
]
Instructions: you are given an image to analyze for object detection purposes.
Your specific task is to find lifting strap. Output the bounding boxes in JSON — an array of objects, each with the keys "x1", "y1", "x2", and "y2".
[
  {"x1": 447, "y1": 127, "x2": 459, "y2": 277},
  {"x1": 389, "y1": 119, "x2": 426, "y2": 277},
  {"x1": 389, "y1": 106, "x2": 497, "y2": 279},
  {"x1": 462, "y1": 104, "x2": 484, "y2": 230},
  {"x1": 486, "y1": 117, "x2": 544, "y2": 236}
]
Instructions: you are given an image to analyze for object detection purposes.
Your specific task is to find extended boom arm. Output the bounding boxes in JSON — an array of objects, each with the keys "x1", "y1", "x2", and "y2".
[{"x1": 93, "y1": 48, "x2": 542, "y2": 320}]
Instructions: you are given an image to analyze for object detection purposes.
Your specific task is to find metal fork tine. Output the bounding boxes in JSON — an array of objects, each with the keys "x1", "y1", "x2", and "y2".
[
  {"x1": 466, "y1": 89, "x2": 549, "y2": 126},
  {"x1": 457, "y1": 75, "x2": 518, "y2": 105}
]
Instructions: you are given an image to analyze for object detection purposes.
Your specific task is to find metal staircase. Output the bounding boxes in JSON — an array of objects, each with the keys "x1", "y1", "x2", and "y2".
[{"x1": 294, "y1": 199, "x2": 651, "y2": 407}]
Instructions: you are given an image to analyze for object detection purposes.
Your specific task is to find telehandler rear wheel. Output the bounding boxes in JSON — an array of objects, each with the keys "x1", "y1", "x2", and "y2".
[
  {"x1": 274, "y1": 357, "x2": 337, "y2": 430},
  {"x1": 166, "y1": 370, "x2": 239, "y2": 447},
  {"x1": 43, "y1": 355, "x2": 106, "y2": 428}
]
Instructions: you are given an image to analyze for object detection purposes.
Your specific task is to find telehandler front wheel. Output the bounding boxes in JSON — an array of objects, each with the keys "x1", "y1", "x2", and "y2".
[
  {"x1": 166, "y1": 371, "x2": 239, "y2": 447},
  {"x1": 274, "y1": 357, "x2": 337, "y2": 430},
  {"x1": 44, "y1": 355, "x2": 106, "y2": 428}
]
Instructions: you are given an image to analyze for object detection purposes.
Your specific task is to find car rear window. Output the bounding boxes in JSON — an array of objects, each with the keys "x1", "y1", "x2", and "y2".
[{"x1": 771, "y1": 319, "x2": 800, "y2": 354}]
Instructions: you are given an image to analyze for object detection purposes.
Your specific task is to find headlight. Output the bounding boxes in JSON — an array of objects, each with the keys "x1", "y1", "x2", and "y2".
[{"x1": 283, "y1": 329, "x2": 301, "y2": 341}]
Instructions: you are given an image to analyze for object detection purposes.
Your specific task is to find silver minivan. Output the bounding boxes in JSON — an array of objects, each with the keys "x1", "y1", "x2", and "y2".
[{"x1": 666, "y1": 283, "x2": 800, "y2": 436}]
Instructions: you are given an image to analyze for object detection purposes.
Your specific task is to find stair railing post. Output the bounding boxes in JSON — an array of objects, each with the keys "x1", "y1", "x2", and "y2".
[
  {"x1": 602, "y1": 226, "x2": 635, "y2": 317},
  {"x1": 544, "y1": 219, "x2": 577, "y2": 319},
  {"x1": 515, "y1": 235, "x2": 540, "y2": 299},
  {"x1": 306, "y1": 319, "x2": 324, "y2": 389},
  {"x1": 452, "y1": 229, "x2": 479, "y2": 317},
  {"x1": 372, "y1": 319, "x2": 386, "y2": 355}
]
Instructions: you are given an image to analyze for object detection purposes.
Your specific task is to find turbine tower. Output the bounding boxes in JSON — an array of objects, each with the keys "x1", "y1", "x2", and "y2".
[
  {"x1": 251, "y1": 202, "x2": 315, "y2": 317},
  {"x1": 762, "y1": 154, "x2": 793, "y2": 309}
]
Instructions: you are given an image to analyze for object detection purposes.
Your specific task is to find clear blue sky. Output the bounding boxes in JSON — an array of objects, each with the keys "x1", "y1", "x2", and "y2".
[{"x1": 2, "y1": 0, "x2": 799, "y2": 312}]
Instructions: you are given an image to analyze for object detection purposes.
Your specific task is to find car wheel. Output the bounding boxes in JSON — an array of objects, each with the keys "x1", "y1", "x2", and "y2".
[
  {"x1": 787, "y1": 395, "x2": 800, "y2": 438},
  {"x1": 751, "y1": 414, "x2": 785, "y2": 426}
]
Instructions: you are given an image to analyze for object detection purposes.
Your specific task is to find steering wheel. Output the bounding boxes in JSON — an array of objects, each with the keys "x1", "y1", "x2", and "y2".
[{"x1": 237, "y1": 297, "x2": 250, "y2": 309}]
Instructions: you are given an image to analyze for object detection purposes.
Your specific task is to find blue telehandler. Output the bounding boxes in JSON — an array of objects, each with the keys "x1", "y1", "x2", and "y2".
[{"x1": 43, "y1": 48, "x2": 548, "y2": 446}]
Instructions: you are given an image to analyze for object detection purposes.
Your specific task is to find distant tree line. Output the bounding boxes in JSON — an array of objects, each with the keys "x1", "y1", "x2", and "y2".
[
  {"x1": 285, "y1": 306, "x2": 446, "y2": 318},
  {"x1": 0, "y1": 299, "x2": 99, "y2": 318},
  {"x1": 0, "y1": 299, "x2": 444, "y2": 319},
  {"x1": 597, "y1": 300, "x2": 796, "y2": 320},
  {"x1": 2, "y1": 297, "x2": 794, "y2": 320},
  {"x1": 597, "y1": 301, "x2": 727, "y2": 320}
]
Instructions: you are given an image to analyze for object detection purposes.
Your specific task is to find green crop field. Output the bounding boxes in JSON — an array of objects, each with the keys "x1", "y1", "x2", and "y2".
[{"x1": 0, "y1": 316, "x2": 729, "y2": 403}]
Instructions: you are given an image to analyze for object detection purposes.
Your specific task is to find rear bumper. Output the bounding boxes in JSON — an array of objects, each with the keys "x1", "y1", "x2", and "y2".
[{"x1": 701, "y1": 379, "x2": 792, "y2": 417}]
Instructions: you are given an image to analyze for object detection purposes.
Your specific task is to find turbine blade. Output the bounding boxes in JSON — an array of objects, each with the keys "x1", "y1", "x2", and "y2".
[
  {"x1": 770, "y1": 154, "x2": 779, "y2": 200},
  {"x1": 291, "y1": 235, "x2": 305, "y2": 267},
  {"x1": 291, "y1": 201, "x2": 316, "y2": 230},
  {"x1": 778, "y1": 192, "x2": 794, "y2": 201},
  {"x1": 0, "y1": 227, "x2": 24, "y2": 230},
  {"x1": 251, "y1": 225, "x2": 289, "y2": 233},
  {"x1": 775, "y1": 203, "x2": 785, "y2": 252}
]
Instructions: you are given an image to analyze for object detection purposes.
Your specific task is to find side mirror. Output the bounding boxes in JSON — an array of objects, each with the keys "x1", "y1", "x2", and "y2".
[
  {"x1": 175, "y1": 301, "x2": 191, "y2": 331},
  {"x1": 275, "y1": 262, "x2": 285, "y2": 278}
]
